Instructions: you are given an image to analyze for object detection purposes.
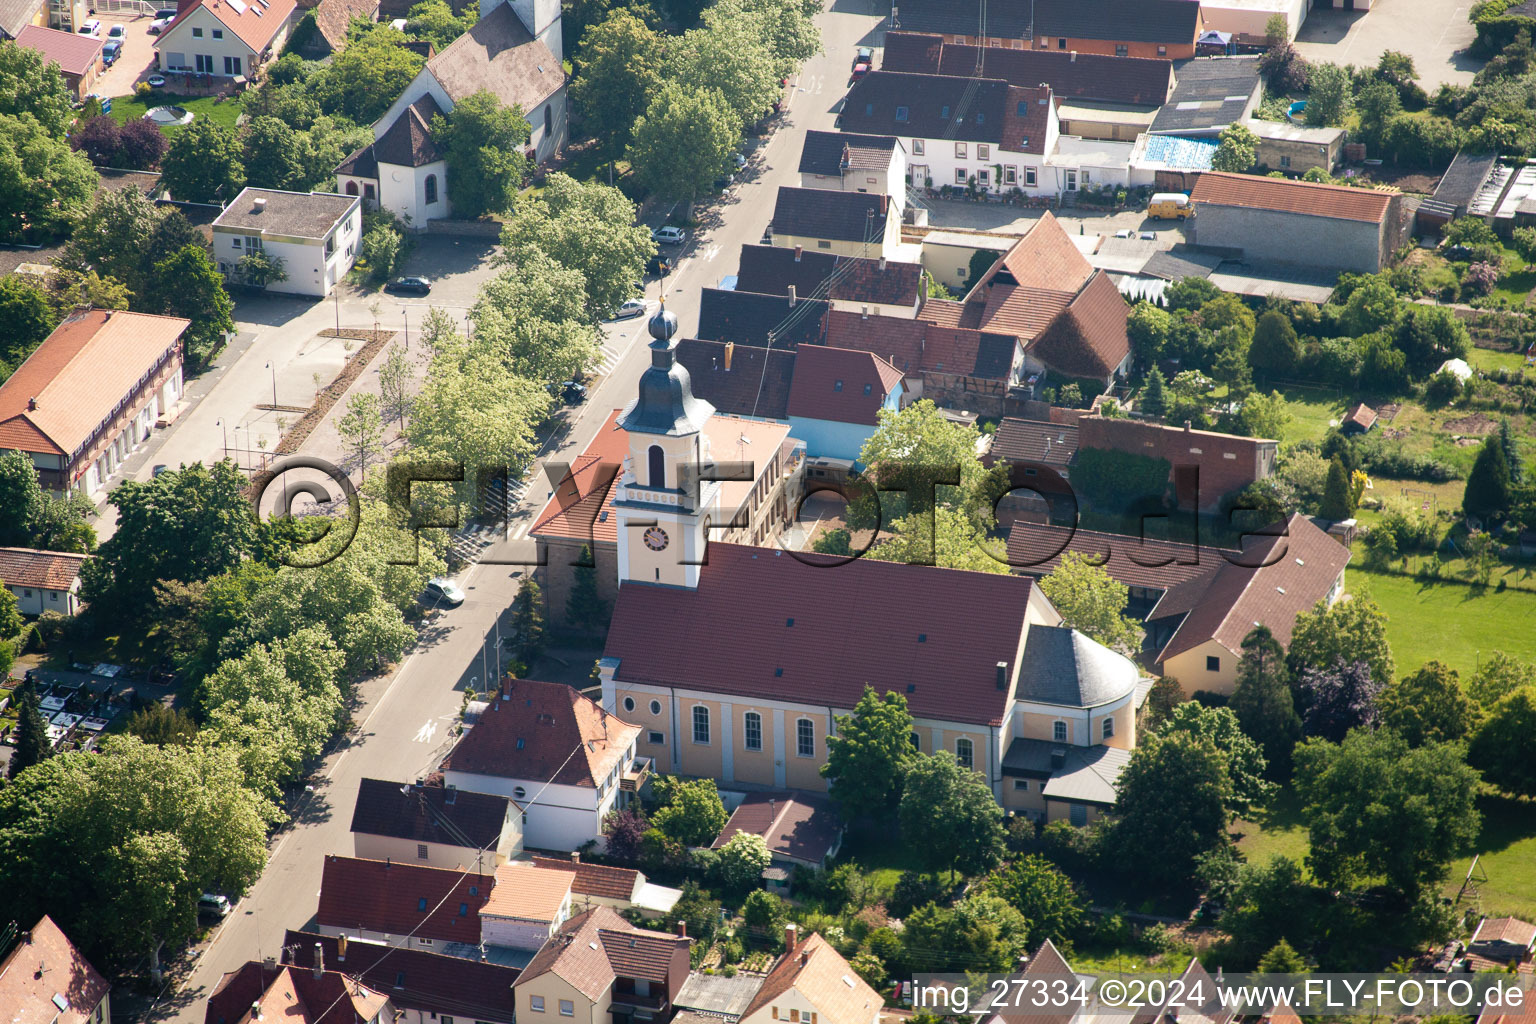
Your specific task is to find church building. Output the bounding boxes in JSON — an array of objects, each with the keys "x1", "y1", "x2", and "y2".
[{"x1": 593, "y1": 309, "x2": 1151, "y2": 824}]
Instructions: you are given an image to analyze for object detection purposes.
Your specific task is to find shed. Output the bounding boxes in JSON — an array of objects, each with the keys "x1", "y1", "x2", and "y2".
[{"x1": 1469, "y1": 917, "x2": 1536, "y2": 963}]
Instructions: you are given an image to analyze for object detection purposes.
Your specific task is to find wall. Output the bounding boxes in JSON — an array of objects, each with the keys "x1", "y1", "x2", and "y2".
[
  {"x1": 70, "y1": 351, "x2": 183, "y2": 498},
  {"x1": 376, "y1": 158, "x2": 450, "y2": 228},
  {"x1": 1192, "y1": 204, "x2": 1385, "y2": 274},
  {"x1": 156, "y1": 6, "x2": 288, "y2": 74},
  {"x1": 1163, "y1": 637, "x2": 1239, "y2": 695},
  {"x1": 481, "y1": 890, "x2": 570, "y2": 949},
  {"x1": 5, "y1": 582, "x2": 79, "y2": 616},
  {"x1": 740, "y1": 981, "x2": 878, "y2": 1024},
  {"x1": 921, "y1": 238, "x2": 1014, "y2": 290},
  {"x1": 785, "y1": 416, "x2": 879, "y2": 463},
  {"x1": 517, "y1": 970, "x2": 610, "y2": 1024},
  {"x1": 904, "y1": 119, "x2": 1061, "y2": 198},
  {"x1": 442, "y1": 770, "x2": 611, "y2": 851},
  {"x1": 214, "y1": 205, "x2": 360, "y2": 298},
  {"x1": 1045, "y1": 798, "x2": 1108, "y2": 824},
  {"x1": 351, "y1": 831, "x2": 515, "y2": 872},
  {"x1": 1198, "y1": 0, "x2": 1308, "y2": 41},
  {"x1": 1036, "y1": 36, "x2": 1193, "y2": 59},
  {"x1": 526, "y1": 87, "x2": 567, "y2": 164},
  {"x1": 1255, "y1": 135, "x2": 1343, "y2": 174}
]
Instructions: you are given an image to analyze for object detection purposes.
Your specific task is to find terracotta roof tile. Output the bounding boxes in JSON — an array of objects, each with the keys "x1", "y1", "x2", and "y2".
[
  {"x1": 162, "y1": 0, "x2": 299, "y2": 57},
  {"x1": 283, "y1": 931, "x2": 518, "y2": 1020},
  {"x1": 674, "y1": 340, "x2": 795, "y2": 420},
  {"x1": 1026, "y1": 270, "x2": 1130, "y2": 379},
  {"x1": 821, "y1": 311, "x2": 929, "y2": 375},
  {"x1": 771, "y1": 187, "x2": 891, "y2": 244},
  {"x1": 204, "y1": 963, "x2": 389, "y2": 1024},
  {"x1": 0, "y1": 309, "x2": 187, "y2": 458},
  {"x1": 529, "y1": 856, "x2": 641, "y2": 902},
  {"x1": 711, "y1": 791, "x2": 843, "y2": 865},
  {"x1": 797, "y1": 130, "x2": 898, "y2": 177},
  {"x1": 0, "y1": 916, "x2": 109, "y2": 1024},
  {"x1": 995, "y1": 212, "x2": 1095, "y2": 294},
  {"x1": 1002, "y1": 85, "x2": 1052, "y2": 156},
  {"x1": 1473, "y1": 917, "x2": 1536, "y2": 948},
  {"x1": 596, "y1": 929, "x2": 682, "y2": 983},
  {"x1": 316, "y1": 856, "x2": 492, "y2": 944},
  {"x1": 349, "y1": 778, "x2": 513, "y2": 850},
  {"x1": 1005, "y1": 522, "x2": 1229, "y2": 589},
  {"x1": 741, "y1": 933, "x2": 881, "y2": 1024},
  {"x1": 1344, "y1": 402, "x2": 1377, "y2": 430},
  {"x1": 785, "y1": 346, "x2": 902, "y2": 426},
  {"x1": 883, "y1": 33, "x2": 1174, "y2": 106},
  {"x1": 989, "y1": 418, "x2": 1079, "y2": 467},
  {"x1": 0, "y1": 548, "x2": 87, "y2": 591},
  {"x1": 312, "y1": 0, "x2": 379, "y2": 50},
  {"x1": 1191, "y1": 171, "x2": 1395, "y2": 224},
  {"x1": 605, "y1": 543, "x2": 1039, "y2": 726},
  {"x1": 482, "y1": 862, "x2": 572, "y2": 922},
  {"x1": 518, "y1": 907, "x2": 687, "y2": 1001},
  {"x1": 442, "y1": 678, "x2": 640, "y2": 788},
  {"x1": 14, "y1": 25, "x2": 103, "y2": 76},
  {"x1": 994, "y1": 940, "x2": 1080, "y2": 1024}
]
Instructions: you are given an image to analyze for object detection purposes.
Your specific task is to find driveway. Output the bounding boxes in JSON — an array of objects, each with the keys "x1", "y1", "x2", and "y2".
[
  {"x1": 92, "y1": 12, "x2": 163, "y2": 97},
  {"x1": 1295, "y1": 0, "x2": 1480, "y2": 88}
]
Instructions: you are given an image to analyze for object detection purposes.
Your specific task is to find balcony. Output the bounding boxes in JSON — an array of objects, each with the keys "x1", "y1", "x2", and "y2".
[
  {"x1": 621, "y1": 756, "x2": 652, "y2": 793},
  {"x1": 610, "y1": 989, "x2": 668, "y2": 1012}
]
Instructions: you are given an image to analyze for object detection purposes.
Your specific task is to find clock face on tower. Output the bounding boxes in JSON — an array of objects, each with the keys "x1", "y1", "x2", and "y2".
[{"x1": 643, "y1": 526, "x2": 670, "y2": 551}]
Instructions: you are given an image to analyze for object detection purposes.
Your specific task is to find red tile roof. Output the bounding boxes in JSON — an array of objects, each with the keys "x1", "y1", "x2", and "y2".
[
  {"x1": 1473, "y1": 917, "x2": 1536, "y2": 949},
  {"x1": 482, "y1": 862, "x2": 572, "y2": 922},
  {"x1": 604, "y1": 543, "x2": 1041, "y2": 726},
  {"x1": 1002, "y1": 86, "x2": 1052, "y2": 156},
  {"x1": 988, "y1": 418, "x2": 1079, "y2": 467},
  {"x1": 443, "y1": 678, "x2": 640, "y2": 788},
  {"x1": 14, "y1": 25, "x2": 103, "y2": 76},
  {"x1": 529, "y1": 410, "x2": 628, "y2": 545},
  {"x1": 741, "y1": 932, "x2": 881, "y2": 1024},
  {"x1": 283, "y1": 931, "x2": 518, "y2": 1021},
  {"x1": 530, "y1": 856, "x2": 642, "y2": 902},
  {"x1": 0, "y1": 916, "x2": 109, "y2": 1024},
  {"x1": 518, "y1": 907, "x2": 688, "y2": 1001},
  {"x1": 822, "y1": 311, "x2": 929, "y2": 376},
  {"x1": 204, "y1": 962, "x2": 389, "y2": 1024},
  {"x1": 997, "y1": 212, "x2": 1095, "y2": 294},
  {"x1": 0, "y1": 547, "x2": 87, "y2": 591},
  {"x1": 1006, "y1": 522, "x2": 1231, "y2": 590},
  {"x1": 1025, "y1": 270, "x2": 1130, "y2": 379},
  {"x1": 162, "y1": 0, "x2": 299, "y2": 56},
  {"x1": 1191, "y1": 171, "x2": 1396, "y2": 224},
  {"x1": 712, "y1": 791, "x2": 842, "y2": 865},
  {"x1": 316, "y1": 856, "x2": 492, "y2": 944},
  {"x1": 785, "y1": 346, "x2": 903, "y2": 426},
  {"x1": 994, "y1": 940, "x2": 1079, "y2": 1024}
]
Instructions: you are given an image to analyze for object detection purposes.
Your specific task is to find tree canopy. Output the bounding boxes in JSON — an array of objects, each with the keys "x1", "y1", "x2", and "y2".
[
  {"x1": 1230, "y1": 625, "x2": 1301, "y2": 775},
  {"x1": 1378, "y1": 660, "x2": 1478, "y2": 747},
  {"x1": 1111, "y1": 731, "x2": 1233, "y2": 887},
  {"x1": 1468, "y1": 686, "x2": 1536, "y2": 798},
  {"x1": 1159, "y1": 701, "x2": 1274, "y2": 815},
  {"x1": 652, "y1": 776, "x2": 728, "y2": 846},
  {"x1": 0, "y1": 113, "x2": 96, "y2": 243},
  {"x1": 1287, "y1": 593, "x2": 1395, "y2": 688},
  {"x1": 898, "y1": 752, "x2": 1007, "y2": 882},
  {"x1": 821, "y1": 685, "x2": 918, "y2": 818},
  {"x1": 628, "y1": 81, "x2": 740, "y2": 202},
  {"x1": 572, "y1": 9, "x2": 666, "y2": 152},
  {"x1": 432, "y1": 91, "x2": 530, "y2": 218},
  {"x1": 160, "y1": 119, "x2": 246, "y2": 204},
  {"x1": 1040, "y1": 552, "x2": 1144, "y2": 654}
]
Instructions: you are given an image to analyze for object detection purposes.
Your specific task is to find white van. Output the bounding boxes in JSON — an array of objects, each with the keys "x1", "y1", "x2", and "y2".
[{"x1": 78, "y1": 18, "x2": 102, "y2": 35}]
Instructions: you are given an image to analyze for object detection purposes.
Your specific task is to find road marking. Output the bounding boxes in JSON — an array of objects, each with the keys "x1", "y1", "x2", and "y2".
[{"x1": 413, "y1": 719, "x2": 439, "y2": 743}]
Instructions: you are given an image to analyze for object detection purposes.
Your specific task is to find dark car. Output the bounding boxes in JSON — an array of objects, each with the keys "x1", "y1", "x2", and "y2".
[
  {"x1": 561, "y1": 381, "x2": 588, "y2": 404},
  {"x1": 646, "y1": 254, "x2": 672, "y2": 276},
  {"x1": 385, "y1": 276, "x2": 432, "y2": 295},
  {"x1": 853, "y1": 46, "x2": 873, "y2": 69},
  {"x1": 101, "y1": 40, "x2": 121, "y2": 64}
]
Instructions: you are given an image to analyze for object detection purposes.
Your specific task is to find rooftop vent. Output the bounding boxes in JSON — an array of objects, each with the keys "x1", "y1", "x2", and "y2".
[
  {"x1": 996, "y1": 661, "x2": 1008, "y2": 691},
  {"x1": 253, "y1": 196, "x2": 267, "y2": 212}
]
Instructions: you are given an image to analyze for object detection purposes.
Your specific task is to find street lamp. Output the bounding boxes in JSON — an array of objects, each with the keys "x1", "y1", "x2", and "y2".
[
  {"x1": 216, "y1": 418, "x2": 227, "y2": 460},
  {"x1": 264, "y1": 361, "x2": 278, "y2": 411},
  {"x1": 403, "y1": 309, "x2": 409, "y2": 348}
]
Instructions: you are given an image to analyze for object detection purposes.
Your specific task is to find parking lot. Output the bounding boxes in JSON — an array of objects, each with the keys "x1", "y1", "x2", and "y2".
[
  {"x1": 1295, "y1": 0, "x2": 1480, "y2": 88},
  {"x1": 90, "y1": 10, "x2": 164, "y2": 97}
]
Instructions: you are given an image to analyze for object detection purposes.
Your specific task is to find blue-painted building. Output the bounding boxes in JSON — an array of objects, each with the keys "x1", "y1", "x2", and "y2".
[{"x1": 785, "y1": 345, "x2": 905, "y2": 464}]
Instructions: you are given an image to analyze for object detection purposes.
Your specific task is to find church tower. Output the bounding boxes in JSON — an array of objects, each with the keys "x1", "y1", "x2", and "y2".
[{"x1": 614, "y1": 307, "x2": 718, "y2": 589}]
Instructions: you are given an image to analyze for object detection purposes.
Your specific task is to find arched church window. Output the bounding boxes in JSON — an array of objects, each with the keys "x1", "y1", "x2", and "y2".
[
  {"x1": 648, "y1": 445, "x2": 665, "y2": 488},
  {"x1": 424, "y1": 174, "x2": 439, "y2": 205}
]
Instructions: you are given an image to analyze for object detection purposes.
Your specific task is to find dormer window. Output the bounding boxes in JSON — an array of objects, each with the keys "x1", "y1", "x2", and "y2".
[
  {"x1": 895, "y1": 105, "x2": 909, "y2": 121},
  {"x1": 833, "y1": 380, "x2": 843, "y2": 392},
  {"x1": 941, "y1": 105, "x2": 950, "y2": 119}
]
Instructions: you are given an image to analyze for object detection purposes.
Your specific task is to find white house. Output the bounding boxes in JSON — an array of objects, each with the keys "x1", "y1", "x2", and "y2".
[
  {"x1": 212, "y1": 188, "x2": 361, "y2": 298},
  {"x1": 154, "y1": 0, "x2": 297, "y2": 78},
  {"x1": 798, "y1": 130, "x2": 908, "y2": 213},
  {"x1": 478, "y1": 862, "x2": 573, "y2": 950},
  {"x1": 335, "y1": 0, "x2": 566, "y2": 226},
  {"x1": 442, "y1": 679, "x2": 646, "y2": 852},
  {"x1": 349, "y1": 778, "x2": 522, "y2": 872},
  {"x1": 0, "y1": 548, "x2": 86, "y2": 616}
]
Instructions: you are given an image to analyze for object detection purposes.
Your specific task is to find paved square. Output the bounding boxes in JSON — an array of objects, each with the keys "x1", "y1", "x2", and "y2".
[{"x1": 1295, "y1": 0, "x2": 1480, "y2": 88}]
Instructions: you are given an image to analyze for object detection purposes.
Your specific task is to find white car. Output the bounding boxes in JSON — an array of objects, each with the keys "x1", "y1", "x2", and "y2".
[
  {"x1": 651, "y1": 226, "x2": 686, "y2": 246},
  {"x1": 107, "y1": 23, "x2": 126, "y2": 38},
  {"x1": 424, "y1": 578, "x2": 465, "y2": 607},
  {"x1": 148, "y1": 16, "x2": 172, "y2": 32},
  {"x1": 198, "y1": 893, "x2": 231, "y2": 918},
  {"x1": 78, "y1": 18, "x2": 101, "y2": 35},
  {"x1": 608, "y1": 299, "x2": 646, "y2": 321}
]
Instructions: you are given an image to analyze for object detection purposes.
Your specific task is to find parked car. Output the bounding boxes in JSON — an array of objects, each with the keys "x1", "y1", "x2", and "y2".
[
  {"x1": 78, "y1": 18, "x2": 101, "y2": 35},
  {"x1": 645, "y1": 254, "x2": 672, "y2": 276},
  {"x1": 102, "y1": 40, "x2": 121, "y2": 63},
  {"x1": 423, "y1": 578, "x2": 465, "y2": 607},
  {"x1": 851, "y1": 61, "x2": 870, "y2": 79},
  {"x1": 609, "y1": 299, "x2": 646, "y2": 321},
  {"x1": 714, "y1": 172, "x2": 735, "y2": 191},
  {"x1": 198, "y1": 894, "x2": 231, "y2": 918},
  {"x1": 1147, "y1": 192, "x2": 1193, "y2": 220},
  {"x1": 107, "y1": 23, "x2": 126, "y2": 39},
  {"x1": 651, "y1": 226, "x2": 686, "y2": 246},
  {"x1": 560, "y1": 380, "x2": 588, "y2": 404},
  {"x1": 733, "y1": 152, "x2": 747, "y2": 170},
  {"x1": 147, "y1": 73, "x2": 166, "y2": 87},
  {"x1": 385, "y1": 276, "x2": 432, "y2": 295},
  {"x1": 148, "y1": 16, "x2": 171, "y2": 32},
  {"x1": 852, "y1": 45, "x2": 873, "y2": 69},
  {"x1": 154, "y1": 7, "x2": 178, "y2": 18}
]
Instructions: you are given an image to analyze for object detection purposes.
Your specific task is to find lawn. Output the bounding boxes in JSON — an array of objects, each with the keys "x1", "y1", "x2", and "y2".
[
  {"x1": 1447, "y1": 794, "x2": 1536, "y2": 920},
  {"x1": 107, "y1": 92, "x2": 245, "y2": 135},
  {"x1": 1467, "y1": 345, "x2": 1533, "y2": 374},
  {"x1": 1276, "y1": 384, "x2": 1345, "y2": 445},
  {"x1": 1351, "y1": 567, "x2": 1536, "y2": 676},
  {"x1": 1233, "y1": 788, "x2": 1311, "y2": 872}
]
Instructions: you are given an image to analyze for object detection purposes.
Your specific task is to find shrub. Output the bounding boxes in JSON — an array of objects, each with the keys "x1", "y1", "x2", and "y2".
[
  {"x1": 1463, "y1": 261, "x2": 1502, "y2": 296},
  {"x1": 886, "y1": 871, "x2": 944, "y2": 919},
  {"x1": 1424, "y1": 369, "x2": 1463, "y2": 406},
  {"x1": 135, "y1": 81, "x2": 153, "y2": 100}
]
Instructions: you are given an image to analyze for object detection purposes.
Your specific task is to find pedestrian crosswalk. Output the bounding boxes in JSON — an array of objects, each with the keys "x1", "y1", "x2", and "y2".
[{"x1": 446, "y1": 473, "x2": 531, "y2": 565}]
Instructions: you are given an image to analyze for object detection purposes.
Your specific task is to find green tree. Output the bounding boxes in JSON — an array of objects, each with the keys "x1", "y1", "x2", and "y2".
[
  {"x1": 571, "y1": 9, "x2": 665, "y2": 153},
  {"x1": 242, "y1": 115, "x2": 307, "y2": 190},
  {"x1": 499, "y1": 173, "x2": 656, "y2": 322},
  {"x1": 898, "y1": 752, "x2": 1006, "y2": 882},
  {"x1": 471, "y1": 254, "x2": 601, "y2": 384},
  {"x1": 1230, "y1": 625, "x2": 1301, "y2": 775},
  {"x1": 741, "y1": 887, "x2": 787, "y2": 930},
  {"x1": 1377, "y1": 50, "x2": 1417, "y2": 86},
  {"x1": 145, "y1": 244, "x2": 236, "y2": 368},
  {"x1": 703, "y1": 0, "x2": 820, "y2": 79},
  {"x1": 1320, "y1": 455, "x2": 1355, "y2": 521},
  {"x1": 1265, "y1": 12, "x2": 1288, "y2": 45},
  {"x1": 857, "y1": 399, "x2": 989, "y2": 523},
  {"x1": 0, "y1": 450, "x2": 94, "y2": 552},
  {"x1": 1354, "y1": 77, "x2": 1402, "y2": 147},
  {"x1": 508, "y1": 577, "x2": 546, "y2": 667},
  {"x1": 1238, "y1": 390, "x2": 1291, "y2": 441},
  {"x1": 566, "y1": 544, "x2": 610, "y2": 634},
  {"x1": 160, "y1": 118, "x2": 245, "y2": 204},
  {"x1": 0, "y1": 275, "x2": 56, "y2": 369},
  {"x1": 665, "y1": 19, "x2": 780, "y2": 127},
  {"x1": 1378, "y1": 660, "x2": 1477, "y2": 746},
  {"x1": 1463, "y1": 435, "x2": 1511, "y2": 521},
  {"x1": 1468, "y1": 686, "x2": 1536, "y2": 797},
  {"x1": 1497, "y1": 417, "x2": 1524, "y2": 484},
  {"x1": 431, "y1": 90, "x2": 530, "y2": 218},
  {"x1": 124, "y1": 704, "x2": 199, "y2": 746},
  {"x1": 1040, "y1": 552, "x2": 1143, "y2": 654},
  {"x1": 1339, "y1": 274, "x2": 1400, "y2": 336},
  {"x1": 1141, "y1": 365, "x2": 1169, "y2": 417},
  {"x1": 1468, "y1": 651, "x2": 1535, "y2": 707},
  {"x1": 1159, "y1": 701, "x2": 1275, "y2": 815},
  {"x1": 1287, "y1": 593, "x2": 1394, "y2": 689},
  {"x1": 0, "y1": 114, "x2": 96, "y2": 243},
  {"x1": 821, "y1": 685, "x2": 918, "y2": 818},
  {"x1": 1294, "y1": 729, "x2": 1480, "y2": 895},
  {"x1": 378, "y1": 343, "x2": 412, "y2": 428},
  {"x1": 1305, "y1": 62, "x2": 1352, "y2": 126},
  {"x1": 56, "y1": 186, "x2": 162, "y2": 295},
  {"x1": 652, "y1": 777, "x2": 728, "y2": 846},
  {"x1": 717, "y1": 831, "x2": 772, "y2": 888},
  {"x1": 628, "y1": 81, "x2": 741, "y2": 203},
  {"x1": 984, "y1": 855, "x2": 1084, "y2": 945},
  {"x1": 901, "y1": 896, "x2": 1028, "y2": 972},
  {"x1": 866, "y1": 504, "x2": 1007, "y2": 573},
  {"x1": 0, "y1": 40, "x2": 75, "y2": 138},
  {"x1": 1249, "y1": 310, "x2": 1301, "y2": 377},
  {"x1": 6, "y1": 677, "x2": 51, "y2": 779},
  {"x1": 1218, "y1": 855, "x2": 1313, "y2": 961},
  {"x1": 337, "y1": 392, "x2": 385, "y2": 474},
  {"x1": 0, "y1": 586, "x2": 20, "y2": 639},
  {"x1": 1212, "y1": 122, "x2": 1259, "y2": 172},
  {"x1": 312, "y1": 25, "x2": 424, "y2": 124},
  {"x1": 1111, "y1": 731, "x2": 1234, "y2": 887},
  {"x1": 1259, "y1": 937, "x2": 1308, "y2": 972},
  {"x1": 299, "y1": 115, "x2": 372, "y2": 192},
  {"x1": 403, "y1": 0, "x2": 476, "y2": 49},
  {"x1": 1128, "y1": 301, "x2": 1173, "y2": 365}
]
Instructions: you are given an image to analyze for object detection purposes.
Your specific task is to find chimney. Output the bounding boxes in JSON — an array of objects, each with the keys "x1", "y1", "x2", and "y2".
[
  {"x1": 785, "y1": 923, "x2": 798, "y2": 950},
  {"x1": 571, "y1": 851, "x2": 581, "y2": 864},
  {"x1": 724, "y1": 341, "x2": 735, "y2": 371},
  {"x1": 788, "y1": 285, "x2": 797, "y2": 307},
  {"x1": 313, "y1": 943, "x2": 324, "y2": 979},
  {"x1": 879, "y1": 194, "x2": 888, "y2": 215},
  {"x1": 676, "y1": 920, "x2": 687, "y2": 938},
  {"x1": 878, "y1": 256, "x2": 887, "y2": 271},
  {"x1": 27, "y1": 397, "x2": 36, "y2": 411},
  {"x1": 1184, "y1": 420, "x2": 1192, "y2": 432},
  {"x1": 1051, "y1": 748, "x2": 1066, "y2": 770},
  {"x1": 1070, "y1": 50, "x2": 1077, "y2": 61},
  {"x1": 337, "y1": 934, "x2": 348, "y2": 961},
  {"x1": 385, "y1": 857, "x2": 391, "y2": 868},
  {"x1": 253, "y1": 196, "x2": 267, "y2": 213},
  {"x1": 996, "y1": 661, "x2": 1008, "y2": 690},
  {"x1": 793, "y1": 245, "x2": 803, "y2": 262}
]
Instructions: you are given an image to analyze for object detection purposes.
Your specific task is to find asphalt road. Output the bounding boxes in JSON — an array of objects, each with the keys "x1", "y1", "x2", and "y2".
[{"x1": 151, "y1": 2, "x2": 886, "y2": 1019}]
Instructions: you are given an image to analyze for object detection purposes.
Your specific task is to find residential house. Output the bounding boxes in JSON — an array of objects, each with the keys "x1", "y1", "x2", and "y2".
[
  {"x1": 479, "y1": 862, "x2": 574, "y2": 951},
  {"x1": 1136, "y1": 958, "x2": 1236, "y2": 1024},
  {"x1": 769, "y1": 186, "x2": 900, "y2": 260},
  {"x1": 1190, "y1": 171, "x2": 1406, "y2": 274},
  {"x1": 283, "y1": 931, "x2": 518, "y2": 1024},
  {"x1": 316, "y1": 855, "x2": 493, "y2": 952},
  {"x1": 985, "y1": 416, "x2": 1079, "y2": 469},
  {"x1": 290, "y1": 0, "x2": 380, "y2": 57},
  {"x1": 1074, "y1": 412, "x2": 1279, "y2": 511},
  {"x1": 1150, "y1": 513, "x2": 1350, "y2": 694},
  {"x1": 886, "y1": 0, "x2": 1032, "y2": 46},
  {"x1": 0, "y1": 916, "x2": 110, "y2": 1024},
  {"x1": 696, "y1": 287, "x2": 831, "y2": 349},
  {"x1": 985, "y1": 939, "x2": 1081, "y2": 1024},
  {"x1": 1032, "y1": 0, "x2": 1201, "y2": 59},
  {"x1": 797, "y1": 130, "x2": 907, "y2": 209},
  {"x1": 212, "y1": 188, "x2": 362, "y2": 297},
  {"x1": 0, "y1": 309, "x2": 186, "y2": 497},
  {"x1": 738, "y1": 927, "x2": 882, "y2": 1024},
  {"x1": 1199, "y1": 0, "x2": 1309, "y2": 46},
  {"x1": 674, "y1": 339, "x2": 796, "y2": 421},
  {"x1": 154, "y1": 0, "x2": 299, "y2": 78},
  {"x1": 335, "y1": 0, "x2": 564, "y2": 224},
  {"x1": 203, "y1": 958, "x2": 391, "y2": 1024},
  {"x1": 0, "y1": 0, "x2": 47, "y2": 38},
  {"x1": 1148, "y1": 58, "x2": 1262, "y2": 136},
  {"x1": 14, "y1": 25, "x2": 100, "y2": 98},
  {"x1": 784, "y1": 345, "x2": 904, "y2": 462},
  {"x1": 513, "y1": 906, "x2": 691, "y2": 1024},
  {"x1": 1245, "y1": 118, "x2": 1346, "y2": 174},
  {"x1": 711, "y1": 790, "x2": 843, "y2": 877},
  {"x1": 349, "y1": 777, "x2": 522, "y2": 872},
  {"x1": 440, "y1": 677, "x2": 646, "y2": 851},
  {"x1": 528, "y1": 855, "x2": 683, "y2": 917},
  {"x1": 734, "y1": 243, "x2": 924, "y2": 318},
  {"x1": 528, "y1": 403, "x2": 800, "y2": 635},
  {"x1": 0, "y1": 547, "x2": 87, "y2": 615},
  {"x1": 839, "y1": 71, "x2": 1059, "y2": 196},
  {"x1": 1469, "y1": 917, "x2": 1536, "y2": 963},
  {"x1": 917, "y1": 229, "x2": 1016, "y2": 291}
]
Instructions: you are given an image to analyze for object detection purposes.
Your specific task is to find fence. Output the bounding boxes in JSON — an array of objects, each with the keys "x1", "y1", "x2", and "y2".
[{"x1": 94, "y1": 0, "x2": 159, "y2": 16}]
